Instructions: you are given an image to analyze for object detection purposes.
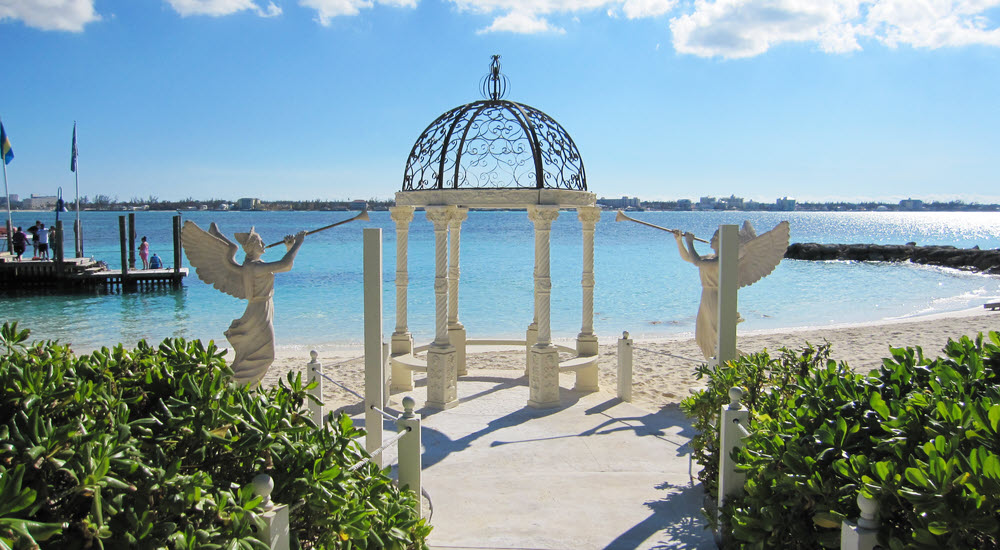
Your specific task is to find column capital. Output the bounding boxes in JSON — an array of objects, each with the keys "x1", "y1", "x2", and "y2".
[
  {"x1": 450, "y1": 207, "x2": 469, "y2": 225},
  {"x1": 527, "y1": 205, "x2": 560, "y2": 227},
  {"x1": 425, "y1": 205, "x2": 457, "y2": 226},
  {"x1": 577, "y1": 206, "x2": 602, "y2": 225},
  {"x1": 389, "y1": 205, "x2": 415, "y2": 224}
]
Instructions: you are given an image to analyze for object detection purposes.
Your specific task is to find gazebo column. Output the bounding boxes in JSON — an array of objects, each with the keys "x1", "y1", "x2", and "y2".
[
  {"x1": 424, "y1": 206, "x2": 458, "y2": 410},
  {"x1": 527, "y1": 205, "x2": 561, "y2": 409},
  {"x1": 389, "y1": 206, "x2": 415, "y2": 392},
  {"x1": 448, "y1": 208, "x2": 469, "y2": 376},
  {"x1": 574, "y1": 206, "x2": 601, "y2": 392},
  {"x1": 525, "y1": 315, "x2": 537, "y2": 377}
]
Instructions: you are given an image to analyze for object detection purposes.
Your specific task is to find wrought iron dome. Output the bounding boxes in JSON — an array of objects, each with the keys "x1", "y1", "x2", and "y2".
[{"x1": 401, "y1": 56, "x2": 587, "y2": 195}]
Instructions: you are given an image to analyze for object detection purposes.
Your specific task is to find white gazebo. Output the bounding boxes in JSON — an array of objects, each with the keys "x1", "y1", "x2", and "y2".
[{"x1": 389, "y1": 56, "x2": 601, "y2": 410}]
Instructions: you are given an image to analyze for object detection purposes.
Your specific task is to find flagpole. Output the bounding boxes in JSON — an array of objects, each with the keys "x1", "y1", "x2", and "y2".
[
  {"x1": 73, "y1": 122, "x2": 82, "y2": 257},
  {"x1": 1, "y1": 117, "x2": 11, "y2": 253}
]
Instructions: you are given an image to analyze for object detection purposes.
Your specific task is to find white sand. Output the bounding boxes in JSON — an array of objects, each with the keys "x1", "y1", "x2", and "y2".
[{"x1": 259, "y1": 307, "x2": 999, "y2": 414}]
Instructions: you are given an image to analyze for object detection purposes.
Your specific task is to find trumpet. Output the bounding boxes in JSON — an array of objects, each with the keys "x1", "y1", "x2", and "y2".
[
  {"x1": 265, "y1": 210, "x2": 370, "y2": 248},
  {"x1": 615, "y1": 210, "x2": 709, "y2": 243}
]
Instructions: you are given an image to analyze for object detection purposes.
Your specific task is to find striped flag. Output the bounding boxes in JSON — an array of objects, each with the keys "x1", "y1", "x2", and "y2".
[
  {"x1": 71, "y1": 123, "x2": 78, "y2": 172},
  {"x1": 0, "y1": 122, "x2": 12, "y2": 165}
]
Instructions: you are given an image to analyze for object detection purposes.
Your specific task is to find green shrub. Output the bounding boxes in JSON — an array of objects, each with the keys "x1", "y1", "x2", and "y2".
[
  {"x1": 0, "y1": 322, "x2": 430, "y2": 549},
  {"x1": 681, "y1": 332, "x2": 1000, "y2": 550}
]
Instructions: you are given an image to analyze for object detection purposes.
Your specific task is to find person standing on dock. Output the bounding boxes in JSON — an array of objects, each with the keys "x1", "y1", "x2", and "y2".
[
  {"x1": 28, "y1": 220, "x2": 40, "y2": 258},
  {"x1": 139, "y1": 236, "x2": 150, "y2": 269},
  {"x1": 37, "y1": 222, "x2": 49, "y2": 260},
  {"x1": 11, "y1": 226, "x2": 26, "y2": 261}
]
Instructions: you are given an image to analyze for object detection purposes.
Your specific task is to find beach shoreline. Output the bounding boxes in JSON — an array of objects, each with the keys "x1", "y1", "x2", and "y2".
[{"x1": 257, "y1": 306, "x2": 999, "y2": 415}]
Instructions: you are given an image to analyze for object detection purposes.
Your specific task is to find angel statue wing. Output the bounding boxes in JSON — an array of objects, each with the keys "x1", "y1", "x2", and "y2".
[
  {"x1": 737, "y1": 220, "x2": 790, "y2": 289},
  {"x1": 181, "y1": 221, "x2": 247, "y2": 299}
]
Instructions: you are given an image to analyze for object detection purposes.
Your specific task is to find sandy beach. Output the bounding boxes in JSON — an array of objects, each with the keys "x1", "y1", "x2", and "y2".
[{"x1": 260, "y1": 307, "x2": 1000, "y2": 415}]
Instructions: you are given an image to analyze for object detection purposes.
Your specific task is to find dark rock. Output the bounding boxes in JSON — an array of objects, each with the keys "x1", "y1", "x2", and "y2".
[{"x1": 784, "y1": 242, "x2": 1000, "y2": 274}]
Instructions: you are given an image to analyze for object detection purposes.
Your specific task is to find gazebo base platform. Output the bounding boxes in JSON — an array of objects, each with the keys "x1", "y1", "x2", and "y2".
[{"x1": 390, "y1": 338, "x2": 599, "y2": 410}]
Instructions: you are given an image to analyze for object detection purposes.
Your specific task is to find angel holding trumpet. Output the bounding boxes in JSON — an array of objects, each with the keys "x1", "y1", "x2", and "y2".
[
  {"x1": 181, "y1": 211, "x2": 368, "y2": 386},
  {"x1": 182, "y1": 222, "x2": 306, "y2": 386},
  {"x1": 616, "y1": 212, "x2": 790, "y2": 360}
]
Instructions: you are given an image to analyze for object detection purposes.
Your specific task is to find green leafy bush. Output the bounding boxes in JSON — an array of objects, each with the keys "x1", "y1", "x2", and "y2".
[
  {"x1": 681, "y1": 332, "x2": 1000, "y2": 550},
  {"x1": 0, "y1": 322, "x2": 430, "y2": 549}
]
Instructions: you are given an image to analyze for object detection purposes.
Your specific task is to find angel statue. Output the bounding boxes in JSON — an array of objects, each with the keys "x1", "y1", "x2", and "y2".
[
  {"x1": 182, "y1": 221, "x2": 306, "y2": 386},
  {"x1": 672, "y1": 221, "x2": 790, "y2": 360}
]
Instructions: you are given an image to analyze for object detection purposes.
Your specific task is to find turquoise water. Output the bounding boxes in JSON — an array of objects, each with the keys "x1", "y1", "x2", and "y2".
[{"x1": 3, "y1": 210, "x2": 1000, "y2": 351}]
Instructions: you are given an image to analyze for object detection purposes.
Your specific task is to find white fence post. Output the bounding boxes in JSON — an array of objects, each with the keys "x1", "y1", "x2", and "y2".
[
  {"x1": 718, "y1": 387, "x2": 749, "y2": 524},
  {"x1": 306, "y1": 351, "x2": 323, "y2": 426},
  {"x1": 717, "y1": 224, "x2": 739, "y2": 366},
  {"x1": 364, "y1": 228, "x2": 385, "y2": 466},
  {"x1": 617, "y1": 331, "x2": 633, "y2": 402},
  {"x1": 252, "y1": 474, "x2": 289, "y2": 550},
  {"x1": 396, "y1": 396, "x2": 422, "y2": 512},
  {"x1": 841, "y1": 493, "x2": 879, "y2": 550}
]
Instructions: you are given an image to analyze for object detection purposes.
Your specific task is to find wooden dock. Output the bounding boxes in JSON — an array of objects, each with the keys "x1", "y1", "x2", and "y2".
[
  {"x1": 2, "y1": 213, "x2": 187, "y2": 292},
  {"x1": 0, "y1": 255, "x2": 187, "y2": 291}
]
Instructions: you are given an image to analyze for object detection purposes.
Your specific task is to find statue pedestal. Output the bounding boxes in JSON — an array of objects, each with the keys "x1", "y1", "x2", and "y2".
[
  {"x1": 390, "y1": 331, "x2": 414, "y2": 392},
  {"x1": 426, "y1": 344, "x2": 458, "y2": 410},
  {"x1": 574, "y1": 333, "x2": 600, "y2": 392},
  {"x1": 528, "y1": 345, "x2": 560, "y2": 408},
  {"x1": 449, "y1": 324, "x2": 467, "y2": 377}
]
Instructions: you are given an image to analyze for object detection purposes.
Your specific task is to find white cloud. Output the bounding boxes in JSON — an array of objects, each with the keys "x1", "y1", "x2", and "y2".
[
  {"x1": 622, "y1": 0, "x2": 675, "y2": 19},
  {"x1": 299, "y1": 0, "x2": 415, "y2": 25},
  {"x1": 166, "y1": 0, "x2": 282, "y2": 17},
  {"x1": 669, "y1": 0, "x2": 1000, "y2": 59},
  {"x1": 0, "y1": 0, "x2": 100, "y2": 31},
  {"x1": 477, "y1": 11, "x2": 565, "y2": 33},
  {"x1": 670, "y1": 0, "x2": 863, "y2": 59},
  {"x1": 865, "y1": 0, "x2": 1000, "y2": 49},
  {"x1": 448, "y1": 0, "x2": 674, "y2": 34}
]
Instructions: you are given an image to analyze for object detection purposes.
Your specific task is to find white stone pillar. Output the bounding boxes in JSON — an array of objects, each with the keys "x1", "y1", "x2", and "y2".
[
  {"x1": 527, "y1": 205, "x2": 561, "y2": 408},
  {"x1": 389, "y1": 206, "x2": 415, "y2": 392},
  {"x1": 424, "y1": 206, "x2": 458, "y2": 410},
  {"x1": 574, "y1": 206, "x2": 601, "y2": 392},
  {"x1": 448, "y1": 208, "x2": 469, "y2": 376},
  {"x1": 717, "y1": 224, "x2": 739, "y2": 367},
  {"x1": 363, "y1": 228, "x2": 386, "y2": 462}
]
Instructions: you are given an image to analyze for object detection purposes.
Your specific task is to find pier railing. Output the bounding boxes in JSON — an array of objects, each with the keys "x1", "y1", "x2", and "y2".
[
  {"x1": 304, "y1": 351, "x2": 423, "y2": 510},
  {"x1": 719, "y1": 387, "x2": 880, "y2": 550}
]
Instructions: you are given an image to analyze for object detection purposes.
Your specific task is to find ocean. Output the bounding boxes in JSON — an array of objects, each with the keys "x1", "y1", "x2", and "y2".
[{"x1": 3, "y1": 209, "x2": 1000, "y2": 352}]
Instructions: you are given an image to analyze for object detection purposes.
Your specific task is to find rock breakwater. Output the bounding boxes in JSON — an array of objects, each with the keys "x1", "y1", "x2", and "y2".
[{"x1": 785, "y1": 243, "x2": 1000, "y2": 274}]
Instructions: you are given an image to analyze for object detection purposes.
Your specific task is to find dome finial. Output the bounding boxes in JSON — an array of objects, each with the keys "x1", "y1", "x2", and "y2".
[{"x1": 480, "y1": 54, "x2": 508, "y2": 101}]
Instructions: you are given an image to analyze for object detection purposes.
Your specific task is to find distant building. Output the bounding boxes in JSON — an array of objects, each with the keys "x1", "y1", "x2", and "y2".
[
  {"x1": 720, "y1": 195, "x2": 744, "y2": 210},
  {"x1": 696, "y1": 196, "x2": 718, "y2": 210},
  {"x1": 22, "y1": 194, "x2": 58, "y2": 210},
  {"x1": 776, "y1": 197, "x2": 796, "y2": 211},
  {"x1": 596, "y1": 196, "x2": 641, "y2": 209},
  {"x1": 237, "y1": 197, "x2": 261, "y2": 210},
  {"x1": 348, "y1": 199, "x2": 368, "y2": 211},
  {"x1": 899, "y1": 198, "x2": 924, "y2": 211},
  {"x1": 676, "y1": 199, "x2": 692, "y2": 210}
]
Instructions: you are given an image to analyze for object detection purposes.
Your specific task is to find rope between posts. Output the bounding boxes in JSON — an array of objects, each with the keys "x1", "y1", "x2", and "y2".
[
  {"x1": 311, "y1": 366, "x2": 364, "y2": 402},
  {"x1": 371, "y1": 405, "x2": 399, "y2": 421},
  {"x1": 733, "y1": 417, "x2": 751, "y2": 438},
  {"x1": 348, "y1": 427, "x2": 412, "y2": 472},
  {"x1": 631, "y1": 345, "x2": 703, "y2": 365}
]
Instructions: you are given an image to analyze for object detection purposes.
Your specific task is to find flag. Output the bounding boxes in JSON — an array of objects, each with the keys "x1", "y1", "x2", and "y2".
[
  {"x1": 0, "y1": 122, "x2": 12, "y2": 165},
  {"x1": 71, "y1": 123, "x2": 78, "y2": 172}
]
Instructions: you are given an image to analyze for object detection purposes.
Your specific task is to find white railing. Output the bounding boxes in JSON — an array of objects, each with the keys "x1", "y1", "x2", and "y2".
[
  {"x1": 303, "y1": 351, "x2": 423, "y2": 504},
  {"x1": 719, "y1": 387, "x2": 880, "y2": 550}
]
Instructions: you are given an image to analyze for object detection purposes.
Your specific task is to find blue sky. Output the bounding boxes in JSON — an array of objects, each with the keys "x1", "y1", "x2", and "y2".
[{"x1": 3, "y1": 0, "x2": 999, "y2": 203}]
